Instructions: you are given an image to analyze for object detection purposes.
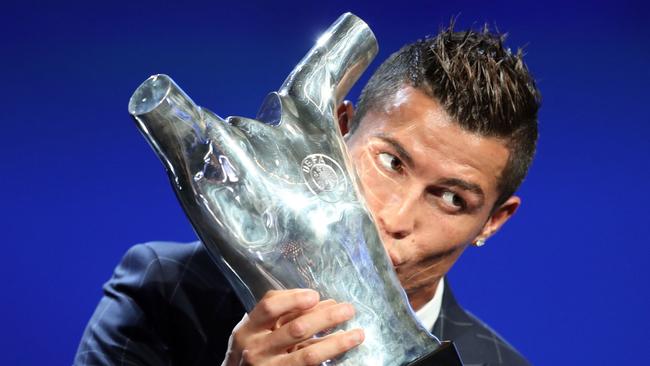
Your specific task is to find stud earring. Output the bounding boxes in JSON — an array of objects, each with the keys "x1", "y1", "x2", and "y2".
[{"x1": 474, "y1": 238, "x2": 486, "y2": 247}]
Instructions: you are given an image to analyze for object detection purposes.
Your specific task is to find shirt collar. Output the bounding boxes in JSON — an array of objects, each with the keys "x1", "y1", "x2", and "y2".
[{"x1": 414, "y1": 277, "x2": 445, "y2": 331}]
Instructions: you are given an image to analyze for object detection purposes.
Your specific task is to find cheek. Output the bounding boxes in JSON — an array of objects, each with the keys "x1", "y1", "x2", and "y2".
[{"x1": 414, "y1": 214, "x2": 484, "y2": 257}]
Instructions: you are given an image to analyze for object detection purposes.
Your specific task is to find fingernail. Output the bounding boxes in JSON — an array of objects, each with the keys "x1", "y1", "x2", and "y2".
[
  {"x1": 339, "y1": 304, "x2": 354, "y2": 318},
  {"x1": 301, "y1": 291, "x2": 317, "y2": 304},
  {"x1": 351, "y1": 329, "x2": 364, "y2": 344}
]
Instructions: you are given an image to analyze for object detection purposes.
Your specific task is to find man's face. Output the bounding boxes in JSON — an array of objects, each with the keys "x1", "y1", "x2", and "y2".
[{"x1": 344, "y1": 86, "x2": 514, "y2": 310}]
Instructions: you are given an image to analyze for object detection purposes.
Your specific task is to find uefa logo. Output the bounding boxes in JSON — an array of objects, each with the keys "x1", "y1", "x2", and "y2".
[{"x1": 301, "y1": 154, "x2": 347, "y2": 202}]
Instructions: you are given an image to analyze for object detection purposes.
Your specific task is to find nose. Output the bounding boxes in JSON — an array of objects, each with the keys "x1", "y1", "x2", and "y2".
[{"x1": 376, "y1": 189, "x2": 418, "y2": 241}]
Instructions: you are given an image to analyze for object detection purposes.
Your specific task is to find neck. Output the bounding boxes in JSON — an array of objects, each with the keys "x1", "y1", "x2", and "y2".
[{"x1": 408, "y1": 278, "x2": 441, "y2": 311}]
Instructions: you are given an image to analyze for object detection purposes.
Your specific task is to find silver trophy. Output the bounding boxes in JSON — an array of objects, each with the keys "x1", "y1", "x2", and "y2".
[{"x1": 128, "y1": 13, "x2": 460, "y2": 365}]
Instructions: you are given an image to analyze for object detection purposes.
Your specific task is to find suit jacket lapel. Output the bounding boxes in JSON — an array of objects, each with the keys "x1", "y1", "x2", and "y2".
[{"x1": 432, "y1": 279, "x2": 476, "y2": 341}]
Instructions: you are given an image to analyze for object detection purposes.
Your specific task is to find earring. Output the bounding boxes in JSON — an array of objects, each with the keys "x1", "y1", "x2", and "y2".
[{"x1": 474, "y1": 238, "x2": 486, "y2": 247}]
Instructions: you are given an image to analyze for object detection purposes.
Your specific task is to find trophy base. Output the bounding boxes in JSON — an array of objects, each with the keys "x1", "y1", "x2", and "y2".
[{"x1": 405, "y1": 341, "x2": 463, "y2": 366}]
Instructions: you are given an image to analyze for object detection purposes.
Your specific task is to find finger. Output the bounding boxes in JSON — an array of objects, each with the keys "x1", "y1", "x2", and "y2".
[
  {"x1": 201, "y1": 109, "x2": 248, "y2": 159},
  {"x1": 229, "y1": 116, "x2": 277, "y2": 138},
  {"x1": 263, "y1": 288, "x2": 310, "y2": 299},
  {"x1": 228, "y1": 116, "x2": 292, "y2": 174},
  {"x1": 275, "y1": 299, "x2": 338, "y2": 329},
  {"x1": 248, "y1": 289, "x2": 320, "y2": 328},
  {"x1": 287, "y1": 328, "x2": 342, "y2": 353},
  {"x1": 268, "y1": 302, "x2": 355, "y2": 350},
  {"x1": 281, "y1": 329, "x2": 365, "y2": 366},
  {"x1": 130, "y1": 75, "x2": 231, "y2": 177}
]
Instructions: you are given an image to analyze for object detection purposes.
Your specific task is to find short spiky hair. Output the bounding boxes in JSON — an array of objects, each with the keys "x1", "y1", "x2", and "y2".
[{"x1": 352, "y1": 24, "x2": 541, "y2": 207}]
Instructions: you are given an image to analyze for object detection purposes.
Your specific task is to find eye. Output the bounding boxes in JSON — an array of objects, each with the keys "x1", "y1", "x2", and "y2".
[
  {"x1": 378, "y1": 152, "x2": 404, "y2": 173},
  {"x1": 441, "y1": 190, "x2": 466, "y2": 210}
]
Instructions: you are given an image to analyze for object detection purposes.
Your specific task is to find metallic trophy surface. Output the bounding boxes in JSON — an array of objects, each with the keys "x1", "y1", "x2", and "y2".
[{"x1": 128, "y1": 13, "x2": 448, "y2": 365}]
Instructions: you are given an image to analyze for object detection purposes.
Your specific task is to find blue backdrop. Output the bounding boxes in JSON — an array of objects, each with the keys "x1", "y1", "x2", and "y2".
[{"x1": 2, "y1": 0, "x2": 648, "y2": 364}]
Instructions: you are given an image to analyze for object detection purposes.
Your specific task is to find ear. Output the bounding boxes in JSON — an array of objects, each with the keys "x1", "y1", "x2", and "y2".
[
  {"x1": 336, "y1": 100, "x2": 355, "y2": 137},
  {"x1": 474, "y1": 195, "x2": 521, "y2": 244}
]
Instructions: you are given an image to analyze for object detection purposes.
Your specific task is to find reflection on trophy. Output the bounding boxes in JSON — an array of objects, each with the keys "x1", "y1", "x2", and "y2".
[{"x1": 128, "y1": 13, "x2": 461, "y2": 365}]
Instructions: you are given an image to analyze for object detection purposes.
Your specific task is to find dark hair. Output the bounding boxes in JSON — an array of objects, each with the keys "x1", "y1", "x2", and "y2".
[{"x1": 352, "y1": 24, "x2": 541, "y2": 207}]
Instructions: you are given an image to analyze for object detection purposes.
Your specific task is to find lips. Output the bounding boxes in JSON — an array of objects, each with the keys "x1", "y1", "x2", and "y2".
[{"x1": 387, "y1": 249, "x2": 402, "y2": 267}]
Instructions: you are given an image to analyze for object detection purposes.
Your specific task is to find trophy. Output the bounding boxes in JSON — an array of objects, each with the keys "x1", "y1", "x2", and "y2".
[{"x1": 128, "y1": 13, "x2": 462, "y2": 365}]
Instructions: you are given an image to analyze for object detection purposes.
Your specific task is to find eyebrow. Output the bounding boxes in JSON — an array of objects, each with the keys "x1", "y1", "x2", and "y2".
[
  {"x1": 376, "y1": 135, "x2": 415, "y2": 167},
  {"x1": 436, "y1": 178, "x2": 485, "y2": 201}
]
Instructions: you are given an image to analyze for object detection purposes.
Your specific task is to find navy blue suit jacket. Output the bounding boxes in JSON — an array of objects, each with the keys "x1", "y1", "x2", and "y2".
[{"x1": 75, "y1": 242, "x2": 530, "y2": 365}]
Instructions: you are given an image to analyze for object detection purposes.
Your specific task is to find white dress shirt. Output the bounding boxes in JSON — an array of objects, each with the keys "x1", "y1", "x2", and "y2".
[{"x1": 414, "y1": 277, "x2": 445, "y2": 332}]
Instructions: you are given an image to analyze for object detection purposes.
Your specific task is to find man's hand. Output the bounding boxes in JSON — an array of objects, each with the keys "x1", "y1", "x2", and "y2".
[{"x1": 222, "y1": 289, "x2": 364, "y2": 366}]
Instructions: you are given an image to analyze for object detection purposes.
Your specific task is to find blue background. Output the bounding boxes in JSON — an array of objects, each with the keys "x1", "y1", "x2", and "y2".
[{"x1": 2, "y1": 0, "x2": 649, "y2": 364}]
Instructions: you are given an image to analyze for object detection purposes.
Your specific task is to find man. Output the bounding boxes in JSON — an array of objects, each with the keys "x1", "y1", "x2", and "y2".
[{"x1": 75, "y1": 24, "x2": 539, "y2": 366}]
